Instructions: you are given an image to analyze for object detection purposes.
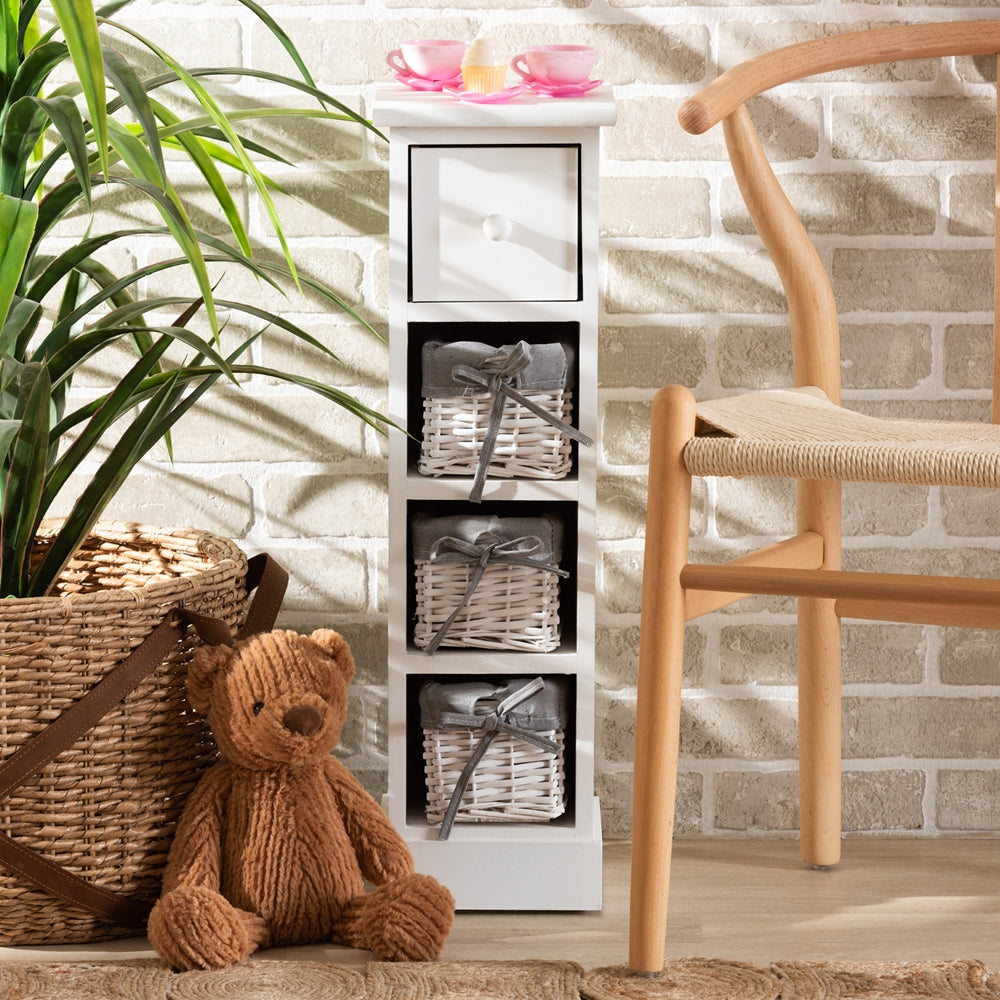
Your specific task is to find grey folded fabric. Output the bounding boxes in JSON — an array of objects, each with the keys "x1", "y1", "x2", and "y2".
[
  {"x1": 421, "y1": 340, "x2": 573, "y2": 397},
  {"x1": 411, "y1": 514, "x2": 563, "y2": 564},
  {"x1": 419, "y1": 677, "x2": 570, "y2": 733}
]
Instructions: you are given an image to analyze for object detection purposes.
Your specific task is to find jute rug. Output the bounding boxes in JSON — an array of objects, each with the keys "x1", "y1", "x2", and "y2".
[{"x1": 1, "y1": 957, "x2": 999, "y2": 999}]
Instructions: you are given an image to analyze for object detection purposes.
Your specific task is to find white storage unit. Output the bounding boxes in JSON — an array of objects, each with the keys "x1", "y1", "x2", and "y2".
[{"x1": 374, "y1": 85, "x2": 616, "y2": 911}]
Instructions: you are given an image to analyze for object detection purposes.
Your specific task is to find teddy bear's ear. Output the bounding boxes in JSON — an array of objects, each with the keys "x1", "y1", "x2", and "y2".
[
  {"x1": 186, "y1": 643, "x2": 236, "y2": 714},
  {"x1": 309, "y1": 628, "x2": 356, "y2": 683}
]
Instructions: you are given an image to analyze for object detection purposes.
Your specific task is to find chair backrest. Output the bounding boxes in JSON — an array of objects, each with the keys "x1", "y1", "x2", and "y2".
[{"x1": 678, "y1": 21, "x2": 1000, "y2": 418}]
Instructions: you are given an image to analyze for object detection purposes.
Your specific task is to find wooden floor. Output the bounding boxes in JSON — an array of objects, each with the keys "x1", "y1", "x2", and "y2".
[{"x1": 1, "y1": 839, "x2": 998, "y2": 970}]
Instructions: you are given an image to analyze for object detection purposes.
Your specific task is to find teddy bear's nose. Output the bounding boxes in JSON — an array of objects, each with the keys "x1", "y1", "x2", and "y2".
[{"x1": 282, "y1": 705, "x2": 323, "y2": 737}]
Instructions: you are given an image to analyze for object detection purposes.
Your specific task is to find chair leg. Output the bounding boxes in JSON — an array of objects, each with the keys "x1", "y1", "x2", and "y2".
[
  {"x1": 628, "y1": 385, "x2": 696, "y2": 975},
  {"x1": 796, "y1": 478, "x2": 842, "y2": 868}
]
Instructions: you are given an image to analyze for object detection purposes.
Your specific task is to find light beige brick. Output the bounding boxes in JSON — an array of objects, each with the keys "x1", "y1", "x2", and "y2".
[
  {"x1": 264, "y1": 473, "x2": 387, "y2": 538},
  {"x1": 937, "y1": 770, "x2": 1000, "y2": 830},
  {"x1": 832, "y1": 97, "x2": 994, "y2": 161},
  {"x1": 270, "y1": 544, "x2": 369, "y2": 615},
  {"x1": 719, "y1": 622, "x2": 925, "y2": 686},
  {"x1": 152, "y1": 390, "x2": 366, "y2": 462},
  {"x1": 719, "y1": 624, "x2": 796, "y2": 686},
  {"x1": 714, "y1": 769, "x2": 925, "y2": 833},
  {"x1": 832, "y1": 250, "x2": 993, "y2": 313},
  {"x1": 716, "y1": 325, "x2": 791, "y2": 389},
  {"x1": 843, "y1": 546, "x2": 1000, "y2": 579},
  {"x1": 601, "y1": 549, "x2": 644, "y2": 616},
  {"x1": 720, "y1": 23, "x2": 934, "y2": 82},
  {"x1": 844, "y1": 624, "x2": 925, "y2": 684},
  {"x1": 843, "y1": 770, "x2": 925, "y2": 832},
  {"x1": 267, "y1": 169, "x2": 388, "y2": 238},
  {"x1": 843, "y1": 482, "x2": 928, "y2": 536},
  {"x1": 722, "y1": 173, "x2": 937, "y2": 236},
  {"x1": 940, "y1": 629, "x2": 1000, "y2": 686},
  {"x1": 606, "y1": 250, "x2": 785, "y2": 315},
  {"x1": 949, "y1": 173, "x2": 992, "y2": 236},
  {"x1": 487, "y1": 24, "x2": 706, "y2": 87},
  {"x1": 259, "y1": 322, "x2": 389, "y2": 389},
  {"x1": 600, "y1": 178, "x2": 708, "y2": 239},
  {"x1": 606, "y1": 96, "x2": 818, "y2": 163},
  {"x1": 841, "y1": 325, "x2": 933, "y2": 391},
  {"x1": 597, "y1": 475, "x2": 708, "y2": 541},
  {"x1": 597, "y1": 769, "x2": 702, "y2": 839},
  {"x1": 715, "y1": 476, "x2": 795, "y2": 538},
  {"x1": 942, "y1": 488, "x2": 1000, "y2": 538},
  {"x1": 682, "y1": 698, "x2": 798, "y2": 760},
  {"x1": 844, "y1": 697, "x2": 1000, "y2": 759},
  {"x1": 250, "y1": 17, "x2": 475, "y2": 87},
  {"x1": 600, "y1": 401, "x2": 651, "y2": 467},
  {"x1": 943, "y1": 324, "x2": 991, "y2": 391},
  {"x1": 599, "y1": 326, "x2": 707, "y2": 388},
  {"x1": 715, "y1": 771, "x2": 798, "y2": 831},
  {"x1": 50, "y1": 471, "x2": 253, "y2": 539},
  {"x1": 596, "y1": 623, "x2": 706, "y2": 688}
]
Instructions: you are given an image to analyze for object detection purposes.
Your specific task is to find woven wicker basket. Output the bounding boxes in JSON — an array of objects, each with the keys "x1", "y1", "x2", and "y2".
[
  {"x1": 423, "y1": 728, "x2": 567, "y2": 826},
  {"x1": 418, "y1": 341, "x2": 583, "y2": 500},
  {"x1": 0, "y1": 522, "x2": 249, "y2": 946},
  {"x1": 411, "y1": 514, "x2": 565, "y2": 653},
  {"x1": 420, "y1": 678, "x2": 568, "y2": 833},
  {"x1": 419, "y1": 388, "x2": 575, "y2": 481}
]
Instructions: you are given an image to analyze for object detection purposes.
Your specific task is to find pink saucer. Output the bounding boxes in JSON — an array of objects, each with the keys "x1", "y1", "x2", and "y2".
[
  {"x1": 395, "y1": 71, "x2": 463, "y2": 92},
  {"x1": 442, "y1": 84, "x2": 529, "y2": 104},
  {"x1": 528, "y1": 78, "x2": 603, "y2": 98}
]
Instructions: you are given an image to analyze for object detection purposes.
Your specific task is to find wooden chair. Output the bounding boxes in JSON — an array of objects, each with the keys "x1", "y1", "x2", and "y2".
[{"x1": 628, "y1": 20, "x2": 1000, "y2": 976}]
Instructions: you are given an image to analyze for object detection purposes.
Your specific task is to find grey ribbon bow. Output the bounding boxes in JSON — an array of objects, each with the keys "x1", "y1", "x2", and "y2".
[
  {"x1": 424, "y1": 532, "x2": 569, "y2": 654},
  {"x1": 435, "y1": 677, "x2": 560, "y2": 840},
  {"x1": 451, "y1": 341, "x2": 594, "y2": 503}
]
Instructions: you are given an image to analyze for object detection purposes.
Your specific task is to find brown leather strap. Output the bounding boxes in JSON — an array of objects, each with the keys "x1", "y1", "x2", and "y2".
[{"x1": 0, "y1": 552, "x2": 287, "y2": 928}]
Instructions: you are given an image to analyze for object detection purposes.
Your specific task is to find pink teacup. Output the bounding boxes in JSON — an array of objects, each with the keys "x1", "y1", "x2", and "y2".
[
  {"x1": 510, "y1": 45, "x2": 597, "y2": 87},
  {"x1": 387, "y1": 39, "x2": 466, "y2": 81}
]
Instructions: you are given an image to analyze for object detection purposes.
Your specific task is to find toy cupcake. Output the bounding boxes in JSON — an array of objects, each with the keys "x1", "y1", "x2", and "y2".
[{"x1": 461, "y1": 35, "x2": 507, "y2": 94}]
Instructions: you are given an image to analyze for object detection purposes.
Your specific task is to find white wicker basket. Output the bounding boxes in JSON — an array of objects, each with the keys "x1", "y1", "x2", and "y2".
[
  {"x1": 411, "y1": 514, "x2": 565, "y2": 653},
  {"x1": 419, "y1": 388, "x2": 575, "y2": 481},
  {"x1": 418, "y1": 340, "x2": 589, "y2": 502},
  {"x1": 423, "y1": 727, "x2": 566, "y2": 826},
  {"x1": 419, "y1": 678, "x2": 569, "y2": 837}
]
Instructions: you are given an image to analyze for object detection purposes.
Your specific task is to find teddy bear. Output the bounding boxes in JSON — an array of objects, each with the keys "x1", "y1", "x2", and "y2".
[{"x1": 147, "y1": 628, "x2": 455, "y2": 971}]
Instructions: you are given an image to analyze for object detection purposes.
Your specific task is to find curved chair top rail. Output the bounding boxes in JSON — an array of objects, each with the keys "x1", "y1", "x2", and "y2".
[{"x1": 679, "y1": 20, "x2": 1000, "y2": 135}]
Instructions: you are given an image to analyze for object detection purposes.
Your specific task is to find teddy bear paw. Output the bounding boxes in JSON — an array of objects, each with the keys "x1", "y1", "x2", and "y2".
[
  {"x1": 346, "y1": 873, "x2": 456, "y2": 962},
  {"x1": 148, "y1": 885, "x2": 269, "y2": 971}
]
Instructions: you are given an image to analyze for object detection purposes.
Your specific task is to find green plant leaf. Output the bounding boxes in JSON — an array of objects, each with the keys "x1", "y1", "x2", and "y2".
[
  {"x1": 0, "y1": 294, "x2": 41, "y2": 358},
  {"x1": 0, "y1": 0, "x2": 16, "y2": 101},
  {"x1": 1, "y1": 360, "x2": 50, "y2": 595},
  {"x1": 27, "y1": 368, "x2": 181, "y2": 595},
  {"x1": 0, "y1": 192, "x2": 37, "y2": 327},
  {"x1": 0, "y1": 418, "x2": 17, "y2": 461},
  {"x1": 31, "y1": 94, "x2": 91, "y2": 205},
  {"x1": 233, "y1": 0, "x2": 318, "y2": 91},
  {"x1": 50, "y1": 0, "x2": 109, "y2": 176},
  {"x1": 102, "y1": 43, "x2": 165, "y2": 187}
]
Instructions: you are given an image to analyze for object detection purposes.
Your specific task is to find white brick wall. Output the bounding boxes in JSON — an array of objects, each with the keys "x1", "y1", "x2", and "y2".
[{"x1": 76, "y1": 0, "x2": 1000, "y2": 835}]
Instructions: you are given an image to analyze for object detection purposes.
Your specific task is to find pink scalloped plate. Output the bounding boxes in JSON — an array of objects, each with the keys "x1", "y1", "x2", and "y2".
[
  {"x1": 395, "y1": 71, "x2": 463, "y2": 92},
  {"x1": 528, "y1": 78, "x2": 603, "y2": 98},
  {"x1": 442, "y1": 84, "x2": 529, "y2": 104}
]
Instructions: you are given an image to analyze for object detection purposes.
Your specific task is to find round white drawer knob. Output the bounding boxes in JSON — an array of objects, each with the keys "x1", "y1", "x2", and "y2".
[{"x1": 482, "y1": 212, "x2": 512, "y2": 242}]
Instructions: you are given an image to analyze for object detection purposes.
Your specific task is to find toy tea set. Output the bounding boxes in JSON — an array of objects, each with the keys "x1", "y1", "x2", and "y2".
[{"x1": 387, "y1": 36, "x2": 602, "y2": 104}]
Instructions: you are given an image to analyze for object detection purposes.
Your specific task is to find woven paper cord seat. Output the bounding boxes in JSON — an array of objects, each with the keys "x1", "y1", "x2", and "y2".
[{"x1": 688, "y1": 386, "x2": 1000, "y2": 486}]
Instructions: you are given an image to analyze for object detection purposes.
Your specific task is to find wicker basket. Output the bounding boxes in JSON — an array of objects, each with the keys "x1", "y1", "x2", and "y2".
[
  {"x1": 418, "y1": 340, "x2": 589, "y2": 502},
  {"x1": 0, "y1": 522, "x2": 250, "y2": 946},
  {"x1": 420, "y1": 678, "x2": 568, "y2": 838},
  {"x1": 411, "y1": 514, "x2": 566, "y2": 653}
]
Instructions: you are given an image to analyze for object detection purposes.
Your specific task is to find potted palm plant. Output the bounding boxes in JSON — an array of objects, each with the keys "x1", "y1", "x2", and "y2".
[
  {"x1": 1, "y1": 0, "x2": 389, "y2": 598},
  {"x1": 0, "y1": 0, "x2": 391, "y2": 947}
]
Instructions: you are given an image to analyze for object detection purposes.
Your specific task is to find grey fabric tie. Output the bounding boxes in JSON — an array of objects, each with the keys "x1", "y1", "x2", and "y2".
[
  {"x1": 451, "y1": 341, "x2": 594, "y2": 503},
  {"x1": 423, "y1": 531, "x2": 569, "y2": 654},
  {"x1": 433, "y1": 677, "x2": 560, "y2": 840}
]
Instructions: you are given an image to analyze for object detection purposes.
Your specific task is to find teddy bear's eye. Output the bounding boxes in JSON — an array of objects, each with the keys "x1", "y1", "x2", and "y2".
[{"x1": 252, "y1": 701, "x2": 265, "y2": 716}]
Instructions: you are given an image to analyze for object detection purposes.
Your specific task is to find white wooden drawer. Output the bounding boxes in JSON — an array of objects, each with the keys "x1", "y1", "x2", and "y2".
[{"x1": 409, "y1": 144, "x2": 580, "y2": 303}]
